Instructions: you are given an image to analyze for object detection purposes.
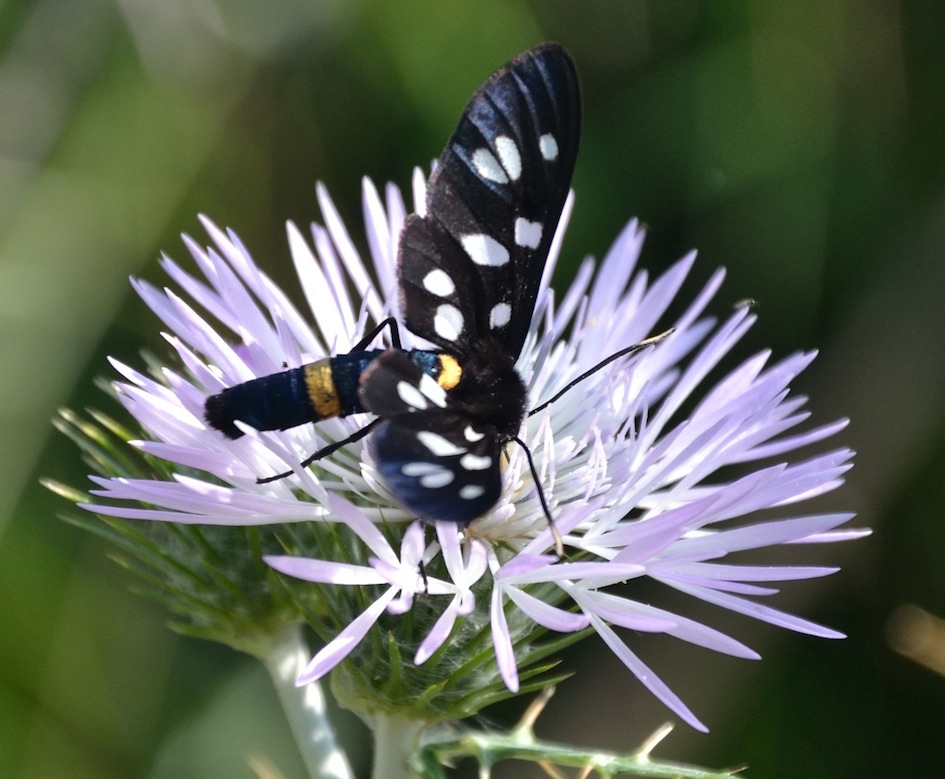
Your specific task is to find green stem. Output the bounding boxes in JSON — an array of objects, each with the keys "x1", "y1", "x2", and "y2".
[
  {"x1": 371, "y1": 712, "x2": 425, "y2": 779},
  {"x1": 262, "y1": 625, "x2": 354, "y2": 779}
]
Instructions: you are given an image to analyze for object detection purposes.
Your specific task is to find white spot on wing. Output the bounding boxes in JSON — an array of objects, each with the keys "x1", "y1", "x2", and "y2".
[
  {"x1": 514, "y1": 217, "x2": 542, "y2": 249},
  {"x1": 461, "y1": 234, "x2": 509, "y2": 267},
  {"x1": 539, "y1": 133, "x2": 558, "y2": 161},
  {"x1": 419, "y1": 374, "x2": 447, "y2": 408},
  {"x1": 463, "y1": 425, "x2": 484, "y2": 442},
  {"x1": 421, "y1": 469, "x2": 454, "y2": 489},
  {"x1": 489, "y1": 302, "x2": 511, "y2": 329},
  {"x1": 495, "y1": 136, "x2": 521, "y2": 181},
  {"x1": 403, "y1": 462, "x2": 433, "y2": 475},
  {"x1": 472, "y1": 148, "x2": 508, "y2": 183},
  {"x1": 460, "y1": 484, "x2": 486, "y2": 500},
  {"x1": 434, "y1": 304, "x2": 464, "y2": 341},
  {"x1": 397, "y1": 381, "x2": 428, "y2": 411},
  {"x1": 460, "y1": 454, "x2": 492, "y2": 471},
  {"x1": 417, "y1": 432, "x2": 465, "y2": 457},
  {"x1": 402, "y1": 462, "x2": 454, "y2": 489},
  {"x1": 423, "y1": 269, "x2": 455, "y2": 297}
]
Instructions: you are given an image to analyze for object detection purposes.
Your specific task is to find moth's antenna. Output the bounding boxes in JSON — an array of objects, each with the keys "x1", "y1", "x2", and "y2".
[
  {"x1": 528, "y1": 328, "x2": 674, "y2": 417},
  {"x1": 511, "y1": 434, "x2": 564, "y2": 557}
]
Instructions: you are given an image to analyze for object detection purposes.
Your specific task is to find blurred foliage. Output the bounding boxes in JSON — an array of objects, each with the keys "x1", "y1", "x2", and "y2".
[{"x1": 2, "y1": 1, "x2": 944, "y2": 777}]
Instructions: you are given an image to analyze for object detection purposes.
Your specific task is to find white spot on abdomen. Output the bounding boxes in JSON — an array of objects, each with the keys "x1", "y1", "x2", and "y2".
[
  {"x1": 461, "y1": 234, "x2": 509, "y2": 267},
  {"x1": 514, "y1": 217, "x2": 542, "y2": 249}
]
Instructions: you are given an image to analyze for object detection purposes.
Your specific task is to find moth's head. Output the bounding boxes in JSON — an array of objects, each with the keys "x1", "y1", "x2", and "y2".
[{"x1": 450, "y1": 338, "x2": 527, "y2": 436}]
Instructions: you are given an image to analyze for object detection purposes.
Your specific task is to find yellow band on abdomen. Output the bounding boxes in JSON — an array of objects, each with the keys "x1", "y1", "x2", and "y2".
[{"x1": 304, "y1": 360, "x2": 342, "y2": 419}]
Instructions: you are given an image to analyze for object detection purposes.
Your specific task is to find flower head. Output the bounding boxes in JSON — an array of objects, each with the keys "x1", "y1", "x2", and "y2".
[{"x1": 81, "y1": 174, "x2": 864, "y2": 729}]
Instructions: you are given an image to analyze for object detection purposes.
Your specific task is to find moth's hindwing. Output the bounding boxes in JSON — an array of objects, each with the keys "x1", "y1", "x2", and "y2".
[
  {"x1": 369, "y1": 411, "x2": 502, "y2": 524},
  {"x1": 358, "y1": 349, "x2": 450, "y2": 418},
  {"x1": 399, "y1": 43, "x2": 582, "y2": 359}
]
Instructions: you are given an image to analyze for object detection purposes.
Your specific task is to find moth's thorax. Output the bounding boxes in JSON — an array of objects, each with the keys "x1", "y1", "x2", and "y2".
[{"x1": 448, "y1": 338, "x2": 526, "y2": 437}]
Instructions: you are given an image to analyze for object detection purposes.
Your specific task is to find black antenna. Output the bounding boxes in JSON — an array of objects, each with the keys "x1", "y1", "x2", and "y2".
[
  {"x1": 529, "y1": 328, "x2": 674, "y2": 417},
  {"x1": 511, "y1": 434, "x2": 564, "y2": 557},
  {"x1": 513, "y1": 328, "x2": 674, "y2": 557}
]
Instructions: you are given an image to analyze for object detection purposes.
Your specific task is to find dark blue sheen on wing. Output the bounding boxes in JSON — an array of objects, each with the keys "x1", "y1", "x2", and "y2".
[{"x1": 370, "y1": 413, "x2": 502, "y2": 524}]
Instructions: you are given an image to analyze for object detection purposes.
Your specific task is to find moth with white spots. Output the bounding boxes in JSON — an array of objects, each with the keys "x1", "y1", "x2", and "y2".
[{"x1": 205, "y1": 43, "x2": 583, "y2": 528}]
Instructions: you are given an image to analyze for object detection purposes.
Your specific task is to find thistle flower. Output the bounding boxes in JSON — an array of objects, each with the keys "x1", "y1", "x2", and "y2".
[{"x1": 82, "y1": 174, "x2": 863, "y2": 731}]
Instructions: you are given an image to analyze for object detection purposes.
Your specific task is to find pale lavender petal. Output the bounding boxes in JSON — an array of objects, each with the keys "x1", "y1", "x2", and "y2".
[
  {"x1": 572, "y1": 589, "x2": 757, "y2": 658},
  {"x1": 569, "y1": 589, "x2": 678, "y2": 633},
  {"x1": 670, "y1": 513, "x2": 856, "y2": 557},
  {"x1": 605, "y1": 495, "x2": 724, "y2": 563},
  {"x1": 296, "y1": 588, "x2": 399, "y2": 685},
  {"x1": 326, "y1": 495, "x2": 401, "y2": 563},
  {"x1": 657, "y1": 572, "x2": 780, "y2": 597},
  {"x1": 641, "y1": 311, "x2": 755, "y2": 449},
  {"x1": 415, "y1": 598, "x2": 461, "y2": 665},
  {"x1": 369, "y1": 557, "x2": 424, "y2": 593},
  {"x1": 498, "y1": 559, "x2": 645, "y2": 588},
  {"x1": 503, "y1": 586, "x2": 589, "y2": 632},
  {"x1": 87, "y1": 476, "x2": 326, "y2": 524},
  {"x1": 492, "y1": 552, "x2": 557, "y2": 579},
  {"x1": 787, "y1": 527, "x2": 872, "y2": 544},
  {"x1": 619, "y1": 253, "x2": 699, "y2": 347},
  {"x1": 491, "y1": 586, "x2": 519, "y2": 693},
  {"x1": 590, "y1": 615, "x2": 708, "y2": 732},
  {"x1": 536, "y1": 190, "x2": 574, "y2": 299},
  {"x1": 309, "y1": 223, "x2": 355, "y2": 348},
  {"x1": 362, "y1": 178, "x2": 399, "y2": 302},
  {"x1": 436, "y1": 524, "x2": 488, "y2": 590},
  {"x1": 585, "y1": 220, "x2": 645, "y2": 324},
  {"x1": 317, "y1": 183, "x2": 384, "y2": 322},
  {"x1": 411, "y1": 167, "x2": 427, "y2": 218},
  {"x1": 548, "y1": 257, "x2": 594, "y2": 340},
  {"x1": 733, "y1": 418, "x2": 851, "y2": 463},
  {"x1": 158, "y1": 254, "x2": 242, "y2": 343},
  {"x1": 135, "y1": 441, "x2": 247, "y2": 475},
  {"x1": 670, "y1": 265, "x2": 726, "y2": 338},
  {"x1": 666, "y1": 580, "x2": 846, "y2": 638},
  {"x1": 288, "y1": 221, "x2": 349, "y2": 353},
  {"x1": 265, "y1": 555, "x2": 384, "y2": 586},
  {"x1": 668, "y1": 562, "x2": 840, "y2": 582}
]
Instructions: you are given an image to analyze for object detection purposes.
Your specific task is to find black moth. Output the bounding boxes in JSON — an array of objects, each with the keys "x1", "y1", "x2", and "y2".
[{"x1": 205, "y1": 44, "x2": 662, "y2": 534}]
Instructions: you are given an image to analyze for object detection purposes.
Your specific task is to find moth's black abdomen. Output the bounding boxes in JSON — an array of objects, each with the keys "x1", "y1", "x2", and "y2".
[
  {"x1": 205, "y1": 351, "x2": 384, "y2": 438},
  {"x1": 205, "y1": 366, "x2": 315, "y2": 438}
]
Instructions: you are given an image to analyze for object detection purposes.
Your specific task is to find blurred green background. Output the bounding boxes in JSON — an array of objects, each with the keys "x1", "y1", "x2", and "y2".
[{"x1": 2, "y1": 1, "x2": 944, "y2": 777}]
